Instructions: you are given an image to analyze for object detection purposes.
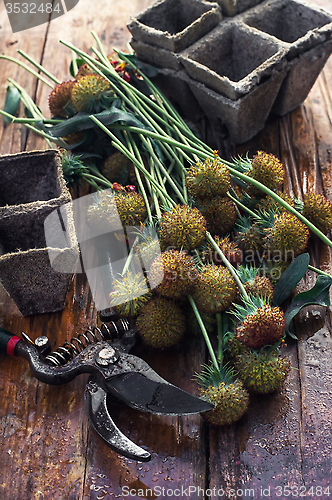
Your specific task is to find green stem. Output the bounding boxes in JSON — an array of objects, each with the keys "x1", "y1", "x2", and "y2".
[
  {"x1": 308, "y1": 264, "x2": 332, "y2": 279},
  {"x1": 0, "y1": 54, "x2": 55, "y2": 88},
  {"x1": 90, "y1": 115, "x2": 176, "y2": 206},
  {"x1": 17, "y1": 50, "x2": 60, "y2": 85},
  {"x1": 216, "y1": 313, "x2": 224, "y2": 364},
  {"x1": 124, "y1": 131, "x2": 153, "y2": 224},
  {"x1": 188, "y1": 295, "x2": 219, "y2": 371},
  {"x1": 71, "y1": 50, "x2": 79, "y2": 76},
  {"x1": 227, "y1": 191, "x2": 260, "y2": 220},
  {"x1": 206, "y1": 232, "x2": 249, "y2": 300}
]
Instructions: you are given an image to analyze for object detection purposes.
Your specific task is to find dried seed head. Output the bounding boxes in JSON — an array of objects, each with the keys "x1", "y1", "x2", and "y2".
[
  {"x1": 136, "y1": 297, "x2": 186, "y2": 348},
  {"x1": 198, "y1": 197, "x2": 237, "y2": 235},
  {"x1": 264, "y1": 212, "x2": 309, "y2": 259},
  {"x1": 235, "y1": 303, "x2": 285, "y2": 350},
  {"x1": 256, "y1": 191, "x2": 294, "y2": 214},
  {"x1": 48, "y1": 80, "x2": 74, "y2": 117},
  {"x1": 302, "y1": 192, "x2": 332, "y2": 234},
  {"x1": 200, "y1": 380, "x2": 249, "y2": 426},
  {"x1": 149, "y1": 249, "x2": 196, "y2": 299},
  {"x1": 71, "y1": 74, "x2": 111, "y2": 112},
  {"x1": 245, "y1": 275, "x2": 274, "y2": 303},
  {"x1": 159, "y1": 204, "x2": 207, "y2": 251},
  {"x1": 109, "y1": 272, "x2": 152, "y2": 317},
  {"x1": 203, "y1": 235, "x2": 242, "y2": 266},
  {"x1": 247, "y1": 151, "x2": 285, "y2": 196},
  {"x1": 114, "y1": 191, "x2": 148, "y2": 226},
  {"x1": 86, "y1": 191, "x2": 118, "y2": 231},
  {"x1": 235, "y1": 351, "x2": 290, "y2": 394},
  {"x1": 191, "y1": 265, "x2": 238, "y2": 314},
  {"x1": 101, "y1": 151, "x2": 131, "y2": 185},
  {"x1": 186, "y1": 154, "x2": 231, "y2": 200},
  {"x1": 234, "y1": 217, "x2": 264, "y2": 254}
]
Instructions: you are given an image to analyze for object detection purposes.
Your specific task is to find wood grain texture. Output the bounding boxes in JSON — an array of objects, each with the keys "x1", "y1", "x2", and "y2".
[{"x1": 0, "y1": 0, "x2": 332, "y2": 497}]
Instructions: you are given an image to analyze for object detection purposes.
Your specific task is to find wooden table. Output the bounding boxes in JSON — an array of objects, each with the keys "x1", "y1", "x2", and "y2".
[{"x1": 0, "y1": 0, "x2": 332, "y2": 498}]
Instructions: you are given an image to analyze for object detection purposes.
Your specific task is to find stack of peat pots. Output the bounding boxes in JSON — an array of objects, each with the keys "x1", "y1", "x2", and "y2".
[
  {"x1": 128, "y1": 0, "x2": 332, "y2": 143},
  {"x1": 0, "y1": 150, "x2": 79, "y2": 316}
]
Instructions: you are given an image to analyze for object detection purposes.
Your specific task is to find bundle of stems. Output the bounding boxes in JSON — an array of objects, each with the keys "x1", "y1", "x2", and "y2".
[{"x1": 2, "y1": 32, "x2": 332, "y2": 373}]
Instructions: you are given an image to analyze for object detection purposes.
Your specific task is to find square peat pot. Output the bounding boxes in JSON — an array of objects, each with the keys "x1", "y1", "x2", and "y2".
[
  {"x1": 0, "y1": 150, "x2": 79, "y2": 316},
  {"x1": 241, "y1": 0, "x2": 332, "y2": 114},
  {"x1": 127, "y1": 0, "x2": 222, "y2": 53},
  {"x1": 186, "y1": 66, "x2": 287, "y2": 143},
  {"x1": 180, "y1": 21, "x2": 286, "y2": 100},
  {"x1": 153, "y1": 68, "x2": 205, "y2": 122},
  {"x1": 211, "y1": 0, "x2": 264, "y2": 17},
  {"x1": 129, "y1": 39, "x2": 183, "y2": 70}
]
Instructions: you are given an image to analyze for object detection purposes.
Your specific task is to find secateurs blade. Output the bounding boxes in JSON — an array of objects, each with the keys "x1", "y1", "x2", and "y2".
[{"x1": 0, "y1": 319, "x2": 213, "y2": 462}]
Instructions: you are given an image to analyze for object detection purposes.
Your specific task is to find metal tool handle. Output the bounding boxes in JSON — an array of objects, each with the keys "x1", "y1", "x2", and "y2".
[{"x1": 0, "y1": 328, "x2": 21, "y2": 356}]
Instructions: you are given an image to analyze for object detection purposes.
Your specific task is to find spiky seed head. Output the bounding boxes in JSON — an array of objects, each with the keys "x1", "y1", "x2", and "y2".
[
  {"x1": 245, "y1": 275, "x2": 274, "y2": 303},
  {"x1": 234, "y1": 297, "x2": 285, "y2": 349},
  {"x1": 186, "y1": 154, "x2": 231, "y2": 199},
  {"x1": 238, "y1": 266, "x2": 274, "y2": 303},
  {"x1": 264, "y1": 212, "x2": 309, "y2": 259},
  {"x1": 226, "y1": 336, "x2": 250, "y2": 361},
  {"x1": 235, "y1": 351, "x2": 291, "y2": 394},
  {"x1": 75, "y1": 63, "x2": 95, "y2": 79},
  {"x1": 48, "y1": 81, "x2": 74, "y2": 117},
  {"x1": 86, "y1": 191, "x2": 118, "y2": 231},
  {"x1": 109, "y1": 272, "x2": 152, "y2": 317},
  {"x1": 159, "y1": 205, "x2": 207, "y2": 251},
  {"x1": 234, "y1": 217, "x2": 264, "y2": 254},
  {"x1": 191, "y1": 265, "x2": 238, "y2": 314},
  {"x1": 71, "y1": 74, "x2": 111, "y2": 112},
  {"x1": 203, "y1": 236, "x2": 242, "y2": 265},
  {"x1": 247, "y1": 151, "x2": 285, "y2": 196},
  {"x1": 101, "y1": 151, "x2": 131, "y2": 185},
  {"x1": 198, "y1": 197, "x2": 237, "y2": 235},
  {"x1": 200, "y1": 380, "x2": 249, "y2": 425},
  {"x1": 136, "y1": 297, "x2": 186, "y2": 348},
  {"x1": 114, "y1": 191, "x2": 148, "y2": 226},
  {"x1": 149, "y1": 249, "x2": 196, "y2": 299},
  {"x1": 302, "y1": 193, "x2": 332, "y2": 234},
  {"x1": 134, "y1": 236, "x2": 161, "y2": 271},
  {"x1": 256, "y1": 191, "x2": 294, "y2": 214}
]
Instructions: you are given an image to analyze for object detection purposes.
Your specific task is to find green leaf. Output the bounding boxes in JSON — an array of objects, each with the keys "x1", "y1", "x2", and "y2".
[
  {"x1": 284, "y1": 274, "x2": 332, "y2": 336},
  {"x1": 39, "y1": 100, "x2": 149, "y2": 138},
  {"x1": 273, "y1": 253, "x2": 310, "y2": 306},
  {"x1": 3, "y1": 85, "x2": 21, "y2": 124}
]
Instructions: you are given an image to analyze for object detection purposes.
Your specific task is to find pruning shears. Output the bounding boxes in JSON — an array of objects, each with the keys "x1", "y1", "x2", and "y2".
[{"x1": 0, "y1": 316, "x2": 212, "y2": 462}]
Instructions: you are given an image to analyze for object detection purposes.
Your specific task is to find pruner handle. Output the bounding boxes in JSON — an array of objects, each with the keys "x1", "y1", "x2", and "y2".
[{"x1": 0, "y1": 328, "x2": 21, "y2": 356}]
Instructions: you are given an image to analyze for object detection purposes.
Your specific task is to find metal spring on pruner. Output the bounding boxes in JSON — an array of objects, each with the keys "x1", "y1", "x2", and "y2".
[{"x1": 45, "y1": 318, "x2": 130, "y2": 367}]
